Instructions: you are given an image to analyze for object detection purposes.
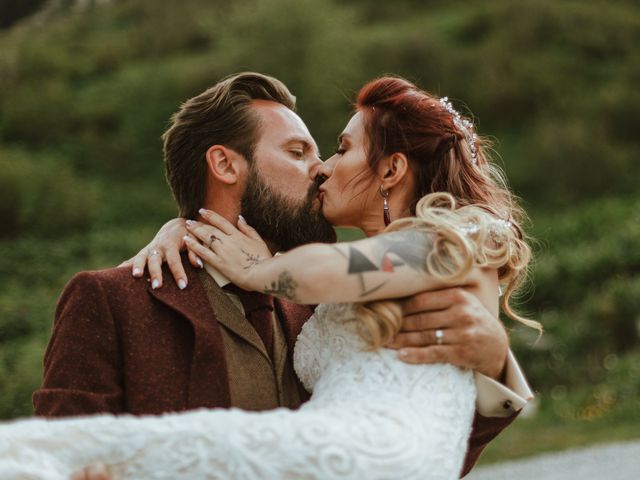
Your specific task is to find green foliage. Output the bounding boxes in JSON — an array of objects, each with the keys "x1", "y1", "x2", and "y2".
[
  {"x1": 0, "y1": 148, "x2": 99, "y2": 237},
  {"x1": 509, "y1": 194, "x2": 640, "y2": 404}
]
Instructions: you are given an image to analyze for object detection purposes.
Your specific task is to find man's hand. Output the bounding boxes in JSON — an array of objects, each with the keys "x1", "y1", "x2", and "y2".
[{"x1": 386, "y1": 287, "x2": 509, "y2": 380}]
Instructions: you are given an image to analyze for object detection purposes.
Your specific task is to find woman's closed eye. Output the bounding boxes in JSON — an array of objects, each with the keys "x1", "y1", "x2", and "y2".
[{"x1": 335, "y1": 146, "x2": 347, "y2": 155}]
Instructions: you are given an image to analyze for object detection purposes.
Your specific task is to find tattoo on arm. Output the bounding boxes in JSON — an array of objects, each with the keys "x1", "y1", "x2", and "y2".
[
  {"x1": 337, "y1": 230, "x2": 434, "y2": 297},
  {"x1": 263, "y1": 270, "x2": 298, "y2": 302},
  {"x1": 350, "y1": 231, "x2": 433, "y2": 273},
  {"x1": 242, "y1": 249, "x2": 263, "y2": 270}
]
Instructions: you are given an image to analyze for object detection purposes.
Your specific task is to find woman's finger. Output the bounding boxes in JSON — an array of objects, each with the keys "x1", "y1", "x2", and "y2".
[
  {"x1": 130, "y1": 249, "x2": 149, "y2": 277},
  {"x1": 183, "y1": 235, "x2": 220, "y2": 267},
  {"x1": 185, "y1": 221, "x2": 226, "y2": 246},
  {"x1": 165, "y1": 248, "x2": 188, "y2": 290},
  {"x1": 237, "y1": 215, "x2": 261, "y2": 240},
  {"x1": 147, "y1": 249, "x2": 164, "y2": 289},
  {"x1": 198, "y1": 208, "x2": 237, "y2": 235},
  {"x1": 188, "y1": 250, "x2": 203, "y2": 269}
]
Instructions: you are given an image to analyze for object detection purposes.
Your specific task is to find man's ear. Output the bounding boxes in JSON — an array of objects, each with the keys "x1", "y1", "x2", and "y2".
[
  {"x1": 378, "y1": 153, "x2": 409, "y2": 191},
  {"x1": 205, "y1": 145, "x2": 246, "y2": 185}
]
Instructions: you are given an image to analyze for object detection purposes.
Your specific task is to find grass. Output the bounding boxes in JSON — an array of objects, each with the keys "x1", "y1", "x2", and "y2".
[{"x1": 478, "y1": 394, "x2": 640, "y2": 464}]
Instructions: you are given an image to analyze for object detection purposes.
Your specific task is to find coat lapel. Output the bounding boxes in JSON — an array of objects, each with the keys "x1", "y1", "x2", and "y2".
[
  {"x1": 148, "y1": 261, "x2": 231, "y2": 409},
  {"x1": 198, "y1": 272, "x2": 271, "y2": 363}
]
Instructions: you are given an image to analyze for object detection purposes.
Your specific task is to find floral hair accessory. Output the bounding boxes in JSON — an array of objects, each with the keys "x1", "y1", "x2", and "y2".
[{"x1": 439, "y1": 96, "x2": 478, "y2": 165}]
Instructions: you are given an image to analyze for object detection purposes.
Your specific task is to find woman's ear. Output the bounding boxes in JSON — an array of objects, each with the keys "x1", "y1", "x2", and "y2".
[
  {"x1": 379, "y1": 152, "x2": 409, "y2": 190},
  {"x1": 205, "y1": 145, "x2": 246, "y2": 185}
]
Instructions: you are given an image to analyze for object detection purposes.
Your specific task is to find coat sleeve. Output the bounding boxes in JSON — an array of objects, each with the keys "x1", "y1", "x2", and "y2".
[
  {"x1": 32, "y1": 271, "x2": 125, "y2": 417},
  {"x1": 459, "y1": 410, "x2": 518, "y2": 477}
]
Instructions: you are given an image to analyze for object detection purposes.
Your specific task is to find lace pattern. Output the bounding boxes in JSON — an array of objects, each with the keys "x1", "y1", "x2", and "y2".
[{"x1": 0, "y1": 303, "x2": 476, "y2": 479}]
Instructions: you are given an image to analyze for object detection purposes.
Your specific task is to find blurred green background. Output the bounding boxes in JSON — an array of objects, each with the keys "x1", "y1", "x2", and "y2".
[{"x1": 1, "y1": 0, "x2": 639, "y2": 464}]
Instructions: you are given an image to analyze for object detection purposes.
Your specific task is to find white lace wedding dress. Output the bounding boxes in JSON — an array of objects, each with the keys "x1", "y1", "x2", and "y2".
[{"x1": 0, "y1": 303, "x2": 476, "y2": 480}]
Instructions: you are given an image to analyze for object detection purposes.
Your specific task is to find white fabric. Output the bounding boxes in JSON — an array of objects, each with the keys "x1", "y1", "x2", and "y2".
[
  {"x1": 475, "y1": 351, "x2": 533, "y2": 417},
  {"x1": 0, "y1": 303, "x2": 476, "y2": 479}
]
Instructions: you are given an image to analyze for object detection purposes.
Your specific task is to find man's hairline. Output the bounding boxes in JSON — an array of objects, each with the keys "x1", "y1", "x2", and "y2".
[{"x1": 249, "y1": 100, "x2": 320, "y2": 159}]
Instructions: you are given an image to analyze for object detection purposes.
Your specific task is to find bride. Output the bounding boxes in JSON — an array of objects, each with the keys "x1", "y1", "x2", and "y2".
[{"x1": 0, "y1": 76, "x2": 536, "y2": 479}]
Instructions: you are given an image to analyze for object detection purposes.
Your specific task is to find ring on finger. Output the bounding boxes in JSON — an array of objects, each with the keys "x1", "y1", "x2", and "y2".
[
  {"x1": 435, "y1": 329, "x2": 444, "y2": 345},
  {"x1": 208, "y1": 234, "x2": 218, "y2": 249},
  {"x1": 149, "y1": 250, "x2": 161, "y2": 257}
]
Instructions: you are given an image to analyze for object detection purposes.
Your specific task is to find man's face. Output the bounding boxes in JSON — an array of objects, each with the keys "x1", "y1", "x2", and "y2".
[{"x1": 240, "y1": 101, "x2": 336, "y2": 250}]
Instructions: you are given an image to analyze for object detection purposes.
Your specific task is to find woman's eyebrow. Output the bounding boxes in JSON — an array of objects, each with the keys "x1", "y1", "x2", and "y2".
[{"x1": 338, "y1": 133, "x2": 351, "y2": 144}]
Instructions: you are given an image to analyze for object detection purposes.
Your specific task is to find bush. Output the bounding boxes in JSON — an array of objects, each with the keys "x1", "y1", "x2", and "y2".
[
  {"x1": 0, "y1": 149, "x2": 99, "y2": 238},
  {"x1": 511, "y1": 194, "x2": 640, "y2": 389}
]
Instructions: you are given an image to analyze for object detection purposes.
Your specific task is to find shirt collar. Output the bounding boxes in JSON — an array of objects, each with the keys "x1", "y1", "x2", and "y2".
[{"x1": 203, "y1": 263, "x2": 231, "y2": 288}]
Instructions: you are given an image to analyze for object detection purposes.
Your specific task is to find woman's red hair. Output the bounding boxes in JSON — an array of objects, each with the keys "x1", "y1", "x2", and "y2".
[{"x1": 353, "y1": 76, "x2": 539, "y2": 336}]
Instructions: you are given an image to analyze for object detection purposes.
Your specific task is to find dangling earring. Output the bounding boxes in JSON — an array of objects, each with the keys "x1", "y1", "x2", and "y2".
[{"x1": 380, "y1": 186, "x2": 391, "y2": 226}]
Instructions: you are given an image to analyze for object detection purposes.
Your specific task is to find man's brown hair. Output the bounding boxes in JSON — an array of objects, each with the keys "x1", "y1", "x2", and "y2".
[{"x1": 163, "y1": 72, "x2": 296, "y2": 218}]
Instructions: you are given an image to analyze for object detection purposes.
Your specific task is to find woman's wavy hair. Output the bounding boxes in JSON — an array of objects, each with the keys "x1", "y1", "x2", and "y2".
[{"x1": 351, "y1": 76, "x2": 541, "y2": 349}]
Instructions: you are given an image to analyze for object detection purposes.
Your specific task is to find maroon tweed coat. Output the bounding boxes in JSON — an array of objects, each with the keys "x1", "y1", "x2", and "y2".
[{"x1": 33, "y1": 260, "x2": 516, "y2": 477}]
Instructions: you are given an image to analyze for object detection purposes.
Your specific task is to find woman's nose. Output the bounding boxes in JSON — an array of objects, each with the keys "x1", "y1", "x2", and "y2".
[{"x1": 316, "y1": 155, "x2": 336, "y2": 180}]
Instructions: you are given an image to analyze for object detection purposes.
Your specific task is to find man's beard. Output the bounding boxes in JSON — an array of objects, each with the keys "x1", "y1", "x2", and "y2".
[{"x1": 240, "y1": 167, "x2": 337, "y2": 251}]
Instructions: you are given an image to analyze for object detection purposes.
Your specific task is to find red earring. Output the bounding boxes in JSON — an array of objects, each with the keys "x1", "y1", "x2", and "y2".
[{"x1": 380, "y1": 186, "x2": 391, "y2": 226}]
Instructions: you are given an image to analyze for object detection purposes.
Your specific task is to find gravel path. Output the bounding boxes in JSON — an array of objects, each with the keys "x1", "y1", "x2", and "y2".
[{"x1": 466, "y1": 440, "x2": 640, "y2": 480}]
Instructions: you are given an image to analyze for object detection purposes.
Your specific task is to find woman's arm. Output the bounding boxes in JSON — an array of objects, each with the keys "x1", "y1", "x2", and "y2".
[{"x1": 184, "y1": 210, "x2": 472, "y2": 304}]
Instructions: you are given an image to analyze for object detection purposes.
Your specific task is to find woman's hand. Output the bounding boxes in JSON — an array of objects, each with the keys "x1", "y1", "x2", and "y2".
[
  {"x1": 184, "y1": 209, "x2": 273, "y2": 291},
  {"x1": 119, "y1": 218, "x2": 202, "y2": 290}
]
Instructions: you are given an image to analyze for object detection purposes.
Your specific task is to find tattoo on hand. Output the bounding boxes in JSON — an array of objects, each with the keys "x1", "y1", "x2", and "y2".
[
  {"x1": 263, "y1": 270, "x2": 298, "y2": 302},
  {"x1": 242, "y1": 249, "x2": 263, "y2": 270}
]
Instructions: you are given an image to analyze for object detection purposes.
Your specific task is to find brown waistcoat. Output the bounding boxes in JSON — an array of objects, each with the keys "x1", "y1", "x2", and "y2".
[{"x1": 198, "y1": 271, "x2": 302, "y2": 410}]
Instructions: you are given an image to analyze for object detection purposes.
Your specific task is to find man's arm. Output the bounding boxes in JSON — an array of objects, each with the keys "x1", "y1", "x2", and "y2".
[{"x1": 33, "y1": 271, "x2": 125, "y2": 417}]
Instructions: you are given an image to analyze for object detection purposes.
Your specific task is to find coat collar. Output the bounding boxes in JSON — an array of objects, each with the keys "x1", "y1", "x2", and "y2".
[{"x1": 148, "y1": 259, "x2": 231, "y2": 409}]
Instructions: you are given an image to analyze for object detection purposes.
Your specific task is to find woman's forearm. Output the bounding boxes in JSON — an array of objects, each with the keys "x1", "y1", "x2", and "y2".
[{"x1": 251, "y1": 230, "x2": 450, "y2": 304}]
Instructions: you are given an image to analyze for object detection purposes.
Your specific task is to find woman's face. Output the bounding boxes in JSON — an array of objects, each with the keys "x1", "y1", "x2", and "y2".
[{"x1": 318, "y1": 111, "x2": 378, "y2": 228}]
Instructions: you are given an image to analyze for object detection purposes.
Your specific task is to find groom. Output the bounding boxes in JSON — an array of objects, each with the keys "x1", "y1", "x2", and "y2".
[{"x1": 34, "y1": 72, "x2": 531, "y2": 476}]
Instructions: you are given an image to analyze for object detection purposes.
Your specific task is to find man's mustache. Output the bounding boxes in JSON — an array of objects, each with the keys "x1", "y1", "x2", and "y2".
[{"x1": 306, "y1": 176, "x2": 326, "y2": 200}]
